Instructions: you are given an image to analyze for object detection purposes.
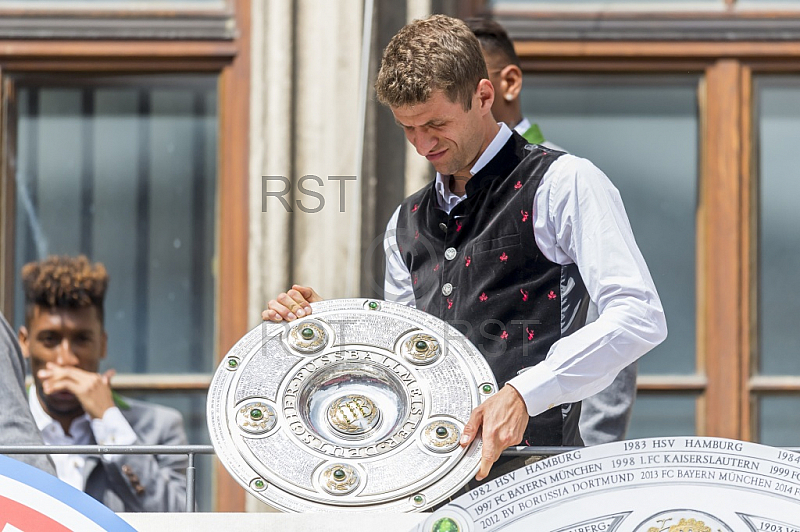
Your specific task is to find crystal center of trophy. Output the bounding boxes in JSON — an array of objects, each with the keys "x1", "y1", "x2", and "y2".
[
  {"x1": 288, "y1": 354, "x2": 424, "y2": 452},
  {"x1": 327, "y1": 393, "x2": 382, "y2": 438}
]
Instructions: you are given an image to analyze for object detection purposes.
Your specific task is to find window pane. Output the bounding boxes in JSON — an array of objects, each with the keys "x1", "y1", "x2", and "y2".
[
  {"x1": 13, "y1": 75, "x2": 217, "y2": 375},
  {"x1": 521, "y1": 75, "x2": 699, "y2": 376},
  {"x1": 756, "y1": 76, "x2": 800, "y2": 376},
  {"x1": 627, "y1": 395, "x2": 697, "y2": 438},
  {"x1": 759, "y1": 396, "x2": 800, "y2": 446}
]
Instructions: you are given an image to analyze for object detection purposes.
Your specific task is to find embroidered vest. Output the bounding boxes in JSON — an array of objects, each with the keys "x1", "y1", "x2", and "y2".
[{"x1": 395, "y1": 133, "x2": 588, "y2": 446}]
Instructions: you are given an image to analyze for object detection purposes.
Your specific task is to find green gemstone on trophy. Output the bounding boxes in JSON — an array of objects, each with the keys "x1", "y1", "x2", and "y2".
[
  {"x1": 415, "y1": 340, "x2": 428, "y2": 351},
  {"x1": 333, "y1": 468, "x2": 346, "y2": 481},
  {"x1": 431, "y1": 517, "x2": 459, "y2": 532},
  {"x1": 413, "y1": 495, "x2": 424, "y2": 505},
  {"x1": 481, "y1": 384, "x2": 492, "y2": 393},
  {"x1": 435, "y1": 426, "x2": 448, "y2": 438},
  {"x1": 368, "y1": 301, "x2": 379, "y2": 309},
  {"x1": 254, "y1": 479, "x2": 265, "y2": 489},
  {"x1": 227, "y1": 358, "x2": 238, "y2": 368},
  {"x1": 250, "y1": 408, "x2": 263, "y2": 420},
  {"x1": 301, "y1": 327, "x2": 315, "y2": 340}
]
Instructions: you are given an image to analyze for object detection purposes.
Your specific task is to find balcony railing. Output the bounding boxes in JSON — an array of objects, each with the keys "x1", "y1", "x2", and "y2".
[
  {"x1": 0, "y1": 444, "x2": 215, "y2": 512},
  {"x1": 7, "y1": 445, "x2": 794, "y2": 512}
]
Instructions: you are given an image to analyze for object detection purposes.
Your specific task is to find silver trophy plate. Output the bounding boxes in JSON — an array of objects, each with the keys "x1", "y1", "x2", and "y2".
[
  {"x1": 207, "y1": 298, "x2": 497, "y2": 512},
  {"x1": 414, "y1": 437, "x2": 800, "y2": 531}
]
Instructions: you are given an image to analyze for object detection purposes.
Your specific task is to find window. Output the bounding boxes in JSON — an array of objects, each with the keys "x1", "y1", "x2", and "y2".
[
  {"x1": 12, "y1": 76, "x2": 217, "y2": 375},
  {"x1": 0, "y1": 0, "x2": 248, "y2": 510},
  {"x1": 520, "y1": 74, "x2": 700, "y2": 437},
  {"x1": 754, "y1": 75, "x2": 800, "y2": 445},
  {"x1": 9, "y1": 73, "x2": 218, "y2": 510}
]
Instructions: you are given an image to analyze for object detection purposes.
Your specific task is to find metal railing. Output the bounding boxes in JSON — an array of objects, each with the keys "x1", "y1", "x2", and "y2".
[
  {"x1": 11, "y1": 444, "x2": 793, "y2": 512},
  {"x1": 0, "y1": 444, "x2": 215, "y2": 512},
  {"x1": 0, "y1": 444, "x2": 581, "y2": 512}
]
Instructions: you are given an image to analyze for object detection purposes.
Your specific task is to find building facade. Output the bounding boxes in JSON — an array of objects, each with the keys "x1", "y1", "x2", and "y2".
[{"x1": 0, "y1": 0, "x2": 798, "y2": 511}]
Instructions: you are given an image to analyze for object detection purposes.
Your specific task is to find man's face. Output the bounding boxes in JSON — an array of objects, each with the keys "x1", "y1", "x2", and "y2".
[
  {"x1": 391, "y1": 87, "x2": 491, "y2": 178},
  {"x1": 19, "y1": 306, "x2": 107, "y2": 418}
]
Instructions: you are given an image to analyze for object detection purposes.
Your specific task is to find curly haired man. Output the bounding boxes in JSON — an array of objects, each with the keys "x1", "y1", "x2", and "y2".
[{"x1": 18, "y1": 255, "x2": 189, "y2": 512}]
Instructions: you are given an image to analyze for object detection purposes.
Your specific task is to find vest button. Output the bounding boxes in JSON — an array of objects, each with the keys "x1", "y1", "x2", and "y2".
[
  {"x1": 444, "y1": 247, "x2": 457, "y2": 261},
  {"x1": 441, "y1": 283, "x2": 453, "y2": 296},
  {"x1": 439, "y1": 222, "x2": 447, "y2": 232}
]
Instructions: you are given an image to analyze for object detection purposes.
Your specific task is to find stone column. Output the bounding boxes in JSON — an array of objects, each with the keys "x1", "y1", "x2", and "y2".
[
  {"x1": 250, "y1": 0, "x2": 363, "y2": 328},
  {"x1": 251, "y1": 0, "x2": 431, "y2": 317},
  {"x1": 249, "y1": 0, "x2": 296, "y2": 326}
]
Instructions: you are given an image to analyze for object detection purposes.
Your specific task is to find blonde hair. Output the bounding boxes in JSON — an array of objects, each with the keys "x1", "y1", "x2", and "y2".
[{"x1": 375, "y1": 14, "x2": 487, "y2": 111}]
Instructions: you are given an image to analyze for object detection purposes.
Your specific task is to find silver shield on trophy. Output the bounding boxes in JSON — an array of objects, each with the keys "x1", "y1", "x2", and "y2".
[{"x1": 207, "y1": 298, "x2": 497, "y2": 512}]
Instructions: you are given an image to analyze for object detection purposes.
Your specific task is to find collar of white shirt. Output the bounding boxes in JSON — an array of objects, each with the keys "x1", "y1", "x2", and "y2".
[
  {"x1": 28, "y1": 387, "x2": 93, "y2": 490},
  {"x1": 28, "y1": 386, "x2": 92, "y2": 442},
  {"x1": 433, "y1": 122, "x2": 513, "y2": 213},
  {"x1": 514, "y1": 117, "x2": 532, "y2": 136}
]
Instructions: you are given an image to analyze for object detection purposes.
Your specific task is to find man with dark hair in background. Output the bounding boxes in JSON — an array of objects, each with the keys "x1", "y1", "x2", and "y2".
[
  {"x1": 18, "y1": 255, "x2": 188, "y2": 512},
  {"x1": 465, "y1": 17, "x2": 562, "y2": 151},
  {"x1": 466, "y1": 17, "x2": 639, "y2": 446},
  {"x1": 0, "y1": 310, "x2": 56, "y2": 474}
]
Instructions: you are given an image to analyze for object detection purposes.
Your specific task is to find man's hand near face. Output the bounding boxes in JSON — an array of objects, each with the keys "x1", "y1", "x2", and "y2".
[
  {"x1": 459, "y1": 384, "x2": 529, "y2": 481},
  {"x1": 38, "y1": 363, "x2": 116, "y2": 420}
]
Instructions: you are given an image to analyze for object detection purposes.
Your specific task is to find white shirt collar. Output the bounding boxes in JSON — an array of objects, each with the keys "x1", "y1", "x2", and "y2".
[
  {"x1": 28, "y1": 386, "x2": 90, "y2": 440},
  {"x1": 29, "y1": 386, "x2": 55, "y2": 433},
  {"x1": 28, "y1": 387, "x2": 94, "y2": 491},
  {"x1": 433, "y1": 122, "x2": 512, "y2": 212},
  {"x1": 514, "y1": 117, "x2": 532, "y2": 136}
]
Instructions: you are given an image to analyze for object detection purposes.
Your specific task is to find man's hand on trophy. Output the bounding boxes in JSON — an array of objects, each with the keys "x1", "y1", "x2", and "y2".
[
  {"x1": 262, "y1": 285, "x2": 323, "y2": 322},
  {"x1": 459, "y1": 384, "x2": 529, "y2": 481}
]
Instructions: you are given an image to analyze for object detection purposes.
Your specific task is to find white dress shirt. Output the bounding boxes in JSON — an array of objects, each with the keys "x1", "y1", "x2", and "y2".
[
  {"x1": 29, "y1": 388, "x2": 137, "y2": 491},
  {"x1": 383, "y1": 123, "x2": 667, "y2": 418}
]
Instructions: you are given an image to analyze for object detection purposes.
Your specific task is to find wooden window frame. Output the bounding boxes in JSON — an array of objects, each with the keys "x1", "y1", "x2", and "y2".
[
  {"x1": 0, "y1": 0, "x2": 235, "y2": 41},
  {"x1": 0, "y1": 0, "x2": 249, "y2": 511}
]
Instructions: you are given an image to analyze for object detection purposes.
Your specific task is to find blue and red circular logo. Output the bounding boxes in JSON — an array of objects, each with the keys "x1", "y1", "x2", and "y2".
[{"x1": 0, "y1": 454, "x2": 137, "y2": 532}]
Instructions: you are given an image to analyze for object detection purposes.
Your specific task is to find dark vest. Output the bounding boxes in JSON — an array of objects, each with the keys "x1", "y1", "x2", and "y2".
[{"x1": 395, "y1": 132, "x2": 589, "y2": 446}]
